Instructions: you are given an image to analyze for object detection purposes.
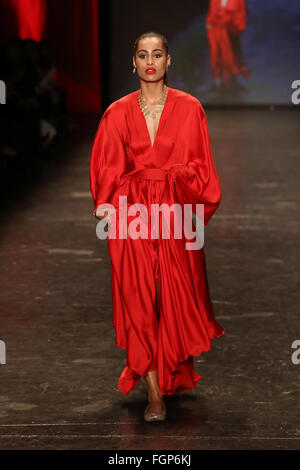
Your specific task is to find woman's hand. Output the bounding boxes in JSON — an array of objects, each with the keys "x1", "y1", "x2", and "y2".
[
  {"x1": 94, "y1": 209, "x2": 110, "y2": 220},
  {"x1": 93, "y1": 209, "x2": 113, "y2": 233}
]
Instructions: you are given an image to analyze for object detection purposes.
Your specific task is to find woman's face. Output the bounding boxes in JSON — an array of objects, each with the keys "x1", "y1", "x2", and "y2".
[{"x1": 133, "y1": 37, "x2": 170, "y2": 83}]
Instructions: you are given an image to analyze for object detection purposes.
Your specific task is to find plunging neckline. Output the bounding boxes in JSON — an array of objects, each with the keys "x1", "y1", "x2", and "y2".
[{"x1": 137, "y1": 86, "x2": 171, "y2": 150}]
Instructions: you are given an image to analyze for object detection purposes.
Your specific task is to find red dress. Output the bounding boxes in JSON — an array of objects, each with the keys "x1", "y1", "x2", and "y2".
[
  {"x1": 89, "y1": 87, "x2": 225, "y2": 396},
  {"x1": 206, "y1": 0, "x2": 248, "y2": 83}
]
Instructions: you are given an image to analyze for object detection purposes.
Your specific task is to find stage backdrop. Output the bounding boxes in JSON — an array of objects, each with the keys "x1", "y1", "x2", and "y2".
[{"x1": 110, "y1": 0, "x2": 300, "y2": 105}]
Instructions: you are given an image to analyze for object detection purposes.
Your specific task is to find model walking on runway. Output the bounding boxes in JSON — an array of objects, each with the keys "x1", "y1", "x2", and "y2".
[{"x1": 90, "y1": 31, "x2": 225, "y2": 422}]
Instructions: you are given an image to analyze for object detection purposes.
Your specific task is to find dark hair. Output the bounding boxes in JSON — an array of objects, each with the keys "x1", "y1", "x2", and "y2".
[{"x1": 133, "y1": 31, "x2": 169, "y2": 86}]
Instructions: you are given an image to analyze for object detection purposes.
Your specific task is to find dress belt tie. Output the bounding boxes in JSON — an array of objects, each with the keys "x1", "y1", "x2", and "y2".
[{"x1": 133, "y1": 168, "x2": 169, "y2": 181}]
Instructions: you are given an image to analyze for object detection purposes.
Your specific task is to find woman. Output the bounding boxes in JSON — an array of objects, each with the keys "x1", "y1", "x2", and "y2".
[
  {"x1": 89, "y1": 31, "x2": 225, "y2": 422},
  {"x1": 206, "y1": 0, "x2": 251, "y2": 88}
]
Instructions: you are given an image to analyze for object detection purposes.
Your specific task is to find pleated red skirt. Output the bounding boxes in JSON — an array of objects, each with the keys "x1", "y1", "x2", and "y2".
[{"x1": 106, "y1": 168, "x2": 225, "y2": 396}]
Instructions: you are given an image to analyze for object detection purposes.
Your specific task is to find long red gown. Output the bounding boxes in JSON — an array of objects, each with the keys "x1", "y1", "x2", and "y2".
[
  {"x1": 206, "y1": 0, "x2": 248, "y2": 83},
  {"x1": 89, "y1": 87, "x2": 225, "y2": 396}
]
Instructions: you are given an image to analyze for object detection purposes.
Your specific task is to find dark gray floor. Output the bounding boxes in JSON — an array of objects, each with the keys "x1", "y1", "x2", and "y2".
[{"x1": 0, "y1": 109, "x2": 299, "y2": 450}]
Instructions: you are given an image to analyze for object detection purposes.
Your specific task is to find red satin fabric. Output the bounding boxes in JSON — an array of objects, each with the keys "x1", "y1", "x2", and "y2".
[
  {"x1": 206, "y1": 0, "x2": 247, "y2": 81},
  {"x1": 89, "y1": 87, "x2": 225, "y2": 396}
]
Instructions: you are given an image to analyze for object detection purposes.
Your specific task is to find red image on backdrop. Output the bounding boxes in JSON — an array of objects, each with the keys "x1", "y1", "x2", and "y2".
[{"x1": 206, "y1": 0, "x2": 251, "y2": 88}]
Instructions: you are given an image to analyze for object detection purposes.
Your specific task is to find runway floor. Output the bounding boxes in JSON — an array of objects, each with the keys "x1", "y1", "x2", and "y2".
[{"x1": 0, "y1": 109, "x2": 299, "y2": 450}]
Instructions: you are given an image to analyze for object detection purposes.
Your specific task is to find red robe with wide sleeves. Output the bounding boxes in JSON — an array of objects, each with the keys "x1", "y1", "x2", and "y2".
[{"x1": 89, "y1": 87, "x2": 225, "y2": 396}]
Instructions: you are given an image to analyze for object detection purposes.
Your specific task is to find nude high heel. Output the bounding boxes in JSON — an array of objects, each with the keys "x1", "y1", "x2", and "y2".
[{"x1": 144, "y1": 399, "x2": 166, "y2": 422}]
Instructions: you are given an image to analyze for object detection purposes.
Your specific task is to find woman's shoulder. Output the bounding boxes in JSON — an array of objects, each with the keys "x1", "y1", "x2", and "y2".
[
  {"x1": 112, "y1": 90, "x2": 136, "y2": 106},
  {"x1": 101, "y1": 89, "x2": 134, "y2": 115},
  {"x1": 171, "y1": 87, "x2": 205, "y2": 114},
  {"x1": 99, "y1": 93, "x2": 133, "y2": 127},
  {"x1": 102, "y1": 93, "x2": 131, "y2": 116}
]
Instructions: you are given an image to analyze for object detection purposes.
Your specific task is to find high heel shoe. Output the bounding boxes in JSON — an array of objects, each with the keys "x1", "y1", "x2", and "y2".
[{"x1": 144, "y1": 400, "x2": 166, "y2": 422}]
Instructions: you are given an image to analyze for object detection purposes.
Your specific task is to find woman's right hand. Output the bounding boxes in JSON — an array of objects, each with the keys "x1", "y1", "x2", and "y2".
[
  {"x1": 95, "y1": 206, "x2": 116, "y2": 219},
  {"x1": 94, "y1": 210, "x2": 113, "y2": 232},
  {"x1": 94, "y1": 210, "x2": 111, "y2": 220}
]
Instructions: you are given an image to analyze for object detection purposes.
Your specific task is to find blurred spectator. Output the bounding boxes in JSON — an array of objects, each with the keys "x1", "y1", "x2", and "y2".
[{"x1": 0, "y1": 35, "x2": 74, "y2": 169}]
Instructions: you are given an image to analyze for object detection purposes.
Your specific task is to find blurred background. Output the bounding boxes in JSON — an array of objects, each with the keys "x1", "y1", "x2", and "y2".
[
  {"x1": 0, "y1": 0, "x2": 299, "y2": 174},
  {"x1": 111, "y1": 0, "x2": 300, "y2": 106}
]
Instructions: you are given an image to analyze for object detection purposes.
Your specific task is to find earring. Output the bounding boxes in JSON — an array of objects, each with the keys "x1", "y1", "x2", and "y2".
[{"x1": 132, "y1": 66, "x2": 136, "y2": 74}]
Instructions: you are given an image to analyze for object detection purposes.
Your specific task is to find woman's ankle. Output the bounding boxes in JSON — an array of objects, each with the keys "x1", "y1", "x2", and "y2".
[
  {"x1": 145, "y1": 369, "x2": 163, "y2": 401},
  {"x1": 147, "y1": 389, "x2": 163, "y2": 401}
]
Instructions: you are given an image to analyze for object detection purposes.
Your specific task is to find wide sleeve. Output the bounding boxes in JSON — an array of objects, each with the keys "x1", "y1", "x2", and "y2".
[
  {"x1": 206, "y1": 0, "x2": 217, "y2": 27},
  {"x1": 230, "y1": 0, "x2": 247, "y2": 33},
  {"x1": 170, "y1": 101, "x2": 222, "y2": 226},
  {"x1": 89, "y1": 106, "x2": 127, "y2": 212}
]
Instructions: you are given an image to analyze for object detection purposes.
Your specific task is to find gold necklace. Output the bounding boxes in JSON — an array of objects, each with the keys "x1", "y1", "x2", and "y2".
[{"x1": 138, "y1": 84, "x2": 168, "y2": 119}]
